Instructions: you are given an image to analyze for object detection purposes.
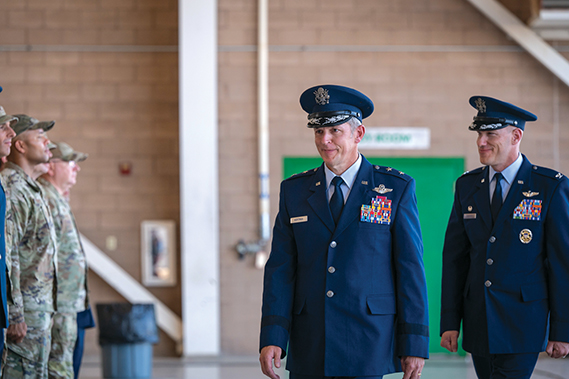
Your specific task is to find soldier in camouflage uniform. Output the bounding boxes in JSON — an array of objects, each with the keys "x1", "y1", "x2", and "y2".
[
  {"x1": 2, "y1": 115, "x2": 57, "y2": 379},
  {"x1": 38, "y1": 142, "x2": 89, "y2": 379},
  {"x1": 0, "y1": 104, "x2": 17, "y2": 363}
]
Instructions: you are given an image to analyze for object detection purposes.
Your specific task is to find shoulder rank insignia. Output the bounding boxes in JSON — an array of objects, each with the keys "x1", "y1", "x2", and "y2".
[
  {"x1": 556, "y1": 172, "x2": 563, "y2": 179},
  {"x1": 372, "y1": 184, "x2": 393, "y2": 194},
  {"x1": 522, "y1": 191, "x2": 539, "y2": 198},
  {"x1": 361, "y1": 196, "x2": 391, "y2": 225}
]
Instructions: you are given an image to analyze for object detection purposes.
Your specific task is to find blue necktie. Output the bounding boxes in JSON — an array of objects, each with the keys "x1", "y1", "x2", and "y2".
[
  {"x1": 330, "y1": 176, "x2": 345, "y2": 225},
  {"x1": 491, "y1": 172, "x2": 503, "y2": 223}
]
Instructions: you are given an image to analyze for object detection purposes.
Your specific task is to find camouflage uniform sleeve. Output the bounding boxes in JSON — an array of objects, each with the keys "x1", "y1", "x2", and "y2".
[{"x1": 7, "y1": 195, "x2": 30, "y2": 324}]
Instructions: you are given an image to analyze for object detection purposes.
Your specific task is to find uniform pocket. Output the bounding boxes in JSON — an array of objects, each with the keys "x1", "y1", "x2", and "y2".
[
  {"x1": 520, "y1": 281, "x2": 548, "y2": 302},
  {"x1": 292, "y1": 297, "x2": 306, "y2": 315},
  {"x1": 366, "y1": 294, "x2": 396, "y2": 315}
]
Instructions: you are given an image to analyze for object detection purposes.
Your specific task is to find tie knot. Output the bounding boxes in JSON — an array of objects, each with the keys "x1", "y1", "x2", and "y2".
[
  {"x1": 332, "y1": 176, "x2": 344, "y2": 187},
  {"x1": 494, "y1": 172, "x2": 503, "y2": 182}
]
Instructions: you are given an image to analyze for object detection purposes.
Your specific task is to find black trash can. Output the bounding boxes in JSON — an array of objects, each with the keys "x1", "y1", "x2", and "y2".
[{"x1": 96, "y1": 303, "x2": 159, "y2": 378}]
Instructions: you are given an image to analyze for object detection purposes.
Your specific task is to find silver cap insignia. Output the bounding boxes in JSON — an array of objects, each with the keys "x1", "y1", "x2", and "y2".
[
  {"x1": 475, "y1": 98, "x2": 486, "y2": 113},
  {"x1": 314, "y1": 87, "x2": 330, "y2": 105}
]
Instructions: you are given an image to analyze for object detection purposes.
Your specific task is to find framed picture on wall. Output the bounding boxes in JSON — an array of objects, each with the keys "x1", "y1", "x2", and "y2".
[{"x1": 141, "y1": 220, "x2": 177, "y2": 287}]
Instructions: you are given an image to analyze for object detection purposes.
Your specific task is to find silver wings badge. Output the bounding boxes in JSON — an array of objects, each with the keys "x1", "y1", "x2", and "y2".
[
  {"x1": 372, "y1": 184, "x2": 393, "y2": 194},
  {"x1": 522, "y1": 191, "x2": 539, "y2": 198}
]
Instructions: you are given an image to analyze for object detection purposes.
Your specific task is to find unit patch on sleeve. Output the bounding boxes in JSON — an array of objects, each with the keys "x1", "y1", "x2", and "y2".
[
  {"x1": 513, "y1": 199, "x2": 542, "y2": 221},
  {"x1": 361, "y1": 196, "x2": 392, "y2": 225}
]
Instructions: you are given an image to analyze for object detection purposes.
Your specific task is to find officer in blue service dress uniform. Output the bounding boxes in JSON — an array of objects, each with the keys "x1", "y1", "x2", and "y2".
[
  {"x1": 440, "y1": 96, "x2": 569, "y2": 379},
  {"x1": 260, "y1": 85, "x2": 429, "y2": 379}
]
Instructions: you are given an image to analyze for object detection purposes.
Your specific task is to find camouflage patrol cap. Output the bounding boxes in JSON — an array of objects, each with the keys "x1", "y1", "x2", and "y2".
[
  {"x1": 49, "y1": 141, "x2": 88, "y2": 162},
  {"x1": 12, "y1": 114, "x2": 55, "y2": 137},
  {"x1": 0, "y1": 106, "x2": 18, "y2": 127}
]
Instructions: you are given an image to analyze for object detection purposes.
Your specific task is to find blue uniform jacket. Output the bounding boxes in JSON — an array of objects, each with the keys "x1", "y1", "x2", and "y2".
[
  {"x1": 260, "y1": 156, "x2": 429, "y2": 377},
  {"x1": 441, "y1": 155, "x2": 569, "y2": 356}
]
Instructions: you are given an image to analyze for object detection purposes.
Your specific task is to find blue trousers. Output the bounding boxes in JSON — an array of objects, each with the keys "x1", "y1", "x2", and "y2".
[
  {"x1": 72, "y1": 327, "x2": 86, "y2": 379},
  {"x1": 472, "y1": 353, "x2": 539, "y2": 379},
  {"x1": 73, "y1": 307, "x2": 96, "y2": 379}
]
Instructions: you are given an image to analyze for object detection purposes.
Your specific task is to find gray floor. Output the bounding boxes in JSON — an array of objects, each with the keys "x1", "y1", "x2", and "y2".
[{"x1": 79, "y1": 354, "x2": 569, "y2": 379}]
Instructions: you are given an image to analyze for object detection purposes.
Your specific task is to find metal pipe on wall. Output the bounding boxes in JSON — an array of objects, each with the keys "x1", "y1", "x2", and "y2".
[
  {"x1": 235, "y1": 0, "x2": 270, "y2": 266},
  {"x1": 258, "y1": 0, "x2": 270, "y2": 243}
]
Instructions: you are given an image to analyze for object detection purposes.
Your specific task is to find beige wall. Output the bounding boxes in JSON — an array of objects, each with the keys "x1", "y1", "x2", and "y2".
[
  {"x1": 1, "y1": 0, "x2": 568, "y2": 357},
  {"x1": 218, "y1": 0, "x2": 569, "y2": 355},
  {"x1": 0, "y1": 0, "x2": 179, "y2": 356}
]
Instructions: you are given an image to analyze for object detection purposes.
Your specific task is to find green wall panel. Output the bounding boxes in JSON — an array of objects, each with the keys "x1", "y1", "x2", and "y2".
[{"x1": 283, "y1": 156, "x2": 465, "y2": 354}]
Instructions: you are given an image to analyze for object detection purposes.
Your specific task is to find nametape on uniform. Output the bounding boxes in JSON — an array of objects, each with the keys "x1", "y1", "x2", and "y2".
[
  {"x1": 513, "y1": 199, "x2": 541, "y2": 221},
  {"x1": 463, "y1": 213, "x2": 477, "y2": 219},
  {"x1": 361, "y1": 196, "x2": 392, "y2": 225},
  {"x1": 290, "y1": 216, "x2": 308, "y2": 224}
]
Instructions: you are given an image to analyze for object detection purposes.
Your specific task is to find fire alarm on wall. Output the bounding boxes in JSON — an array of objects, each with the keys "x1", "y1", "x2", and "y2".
[{"x1": 119, "y1": 161, "x2": 132, "y2": 176}]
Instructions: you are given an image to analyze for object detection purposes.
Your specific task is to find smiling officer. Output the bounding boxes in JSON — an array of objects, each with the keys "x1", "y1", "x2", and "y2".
[
  {"x1": 259, "y1": 84, "x2": 429, "y2": 379},
  {"x1": 440, "y1": 96, "x2": 569, "y2": 379}
]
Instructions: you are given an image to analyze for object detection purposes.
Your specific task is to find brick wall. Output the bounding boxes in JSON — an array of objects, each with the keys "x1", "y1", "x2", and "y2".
[
  {"x1": 1, "y1": 0, "x2": 568, "y2": 358},
  {"x1": 218, "y1": 0, "x2": 569, "y2": 354},
  {"x1": 0, "y1": 0, "x2": 179, "y2": 356}
]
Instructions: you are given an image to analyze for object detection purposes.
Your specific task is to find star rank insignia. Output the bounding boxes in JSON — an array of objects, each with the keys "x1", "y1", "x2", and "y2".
[{"x1": 475, "y1": 97, "x2": 486, "y2": 113}]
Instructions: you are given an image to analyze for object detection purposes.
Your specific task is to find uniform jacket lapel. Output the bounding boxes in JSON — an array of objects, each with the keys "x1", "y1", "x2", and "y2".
[
  {"x1": 307, "y1": 165, "x2": 336, "y2": 233},
  {"x1": 472, "y1": 167, "x2": 493, "y2": 231},
  {"x1": 333, "y1": 158, "x2": 374, "y2": 238},
  {"x1": 494, "y1": 156, "x2": 533, "y2": 228}
]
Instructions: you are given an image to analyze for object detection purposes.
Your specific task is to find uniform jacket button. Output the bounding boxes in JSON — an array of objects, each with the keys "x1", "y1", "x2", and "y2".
[
  {"x1": 330, "y1": 241, "x2": 337, "y2": 248},
  {"x1": 328, "y1": 266, "x2": 336, "y2": 273},
  {"x1": 327, "y1": 290, "x2": 334, "y2": 298},
  {"x1": 487, "y1": 258, "x2": 494, "y2": 265},
  {"x1": 489, "y1": 236, "x2": 496, "y2": 243},
  {"x1": 485, "y1": 280, "x2": 492, "y2": 287}
]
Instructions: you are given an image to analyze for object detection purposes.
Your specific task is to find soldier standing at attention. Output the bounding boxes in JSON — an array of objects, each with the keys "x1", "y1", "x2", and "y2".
[
  {"x1": 440, "y1": 96, "x2": 569, "y2": 379},
  {"x1": 38, "y1": 142, "x2": 91, "y2": 379},
  {"x1": 2, "y1": 115, "x2": 58, "y2": 378},
  {"x1": 0, "y1": 98, "x2": 17, "y2": 361}
]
